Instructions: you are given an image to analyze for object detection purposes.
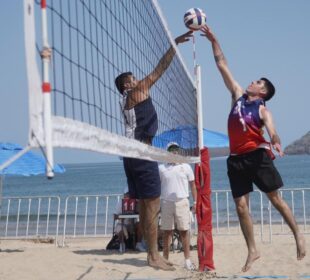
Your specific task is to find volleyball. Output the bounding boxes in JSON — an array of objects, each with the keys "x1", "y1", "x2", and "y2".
[{"x1": 183, "y1": 8, "x2": 207, "y2": 31}]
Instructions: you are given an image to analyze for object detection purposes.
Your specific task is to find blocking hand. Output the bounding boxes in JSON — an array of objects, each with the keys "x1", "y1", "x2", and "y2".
[{"x1": 175, "y1": 30, "x2": 193, "y2": 45}]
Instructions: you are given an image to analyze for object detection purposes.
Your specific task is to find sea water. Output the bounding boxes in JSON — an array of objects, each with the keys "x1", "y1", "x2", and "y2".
[
  {"x1": 3, "y1": 155, "x2": 309, "y2": 198},
  {"x1": 1, "y1": 155, "x2": 309, "y2": 236}
]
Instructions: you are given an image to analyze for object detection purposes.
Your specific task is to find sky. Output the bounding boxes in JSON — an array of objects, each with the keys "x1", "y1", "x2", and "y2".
[{"x1": 0, "y1": 0, "x2": 309, "y2": 164}]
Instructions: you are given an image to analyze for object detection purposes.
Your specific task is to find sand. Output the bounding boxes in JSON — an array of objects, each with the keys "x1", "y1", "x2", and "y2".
[{"x1": 0, "y1": 232, "x2": 309, "y2": 280}]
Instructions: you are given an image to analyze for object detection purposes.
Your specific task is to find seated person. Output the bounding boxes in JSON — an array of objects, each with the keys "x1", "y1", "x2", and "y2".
[{"x1": 114, "y1": 189, "x2": 146, "y2": 252}]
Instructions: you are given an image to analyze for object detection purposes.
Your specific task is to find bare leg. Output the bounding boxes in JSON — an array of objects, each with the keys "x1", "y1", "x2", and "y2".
[
  {"x1": 179, "y1": 230, "x2": 190, "y2": 260},
  {"x1": 267, "y1": 190, "x2": 306, "y2": 260},
  {"x1": 234, "y1": 194, "x2": 260, "y2": 272},
  {"x1": 180, "y1": 230, "x2": 196, "y2": 270},
  {"x1": 143, "y1": 197, "x2": 175, "y2": 271},
  {"x1": 163, "y1": 230, "x2": 173, "y2": 260},
  {"x1": 139, "y1": 200, "x2": 146, "y2": 240},
  {"x1": 135, "y1": 221, "x2": 143, "y2": 243}
]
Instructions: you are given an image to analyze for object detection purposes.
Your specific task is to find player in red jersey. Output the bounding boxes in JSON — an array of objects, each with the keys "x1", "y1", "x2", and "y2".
[{"x1": 201, "y1": 25, "x2": 306, "y2": 272}]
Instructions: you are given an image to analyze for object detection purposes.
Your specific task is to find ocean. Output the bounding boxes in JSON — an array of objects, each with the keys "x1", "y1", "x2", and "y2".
[
  {"x1": 3, "y1": 154, "x2": 310, "y2": 198},
  {"x1": 1, "y1": 155, "x2": 309, "y2": 237}
]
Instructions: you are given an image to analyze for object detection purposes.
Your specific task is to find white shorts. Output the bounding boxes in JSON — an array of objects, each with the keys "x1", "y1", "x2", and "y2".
[{"x1": 160, "y1": 198, "x2": 190, "y2": 231}]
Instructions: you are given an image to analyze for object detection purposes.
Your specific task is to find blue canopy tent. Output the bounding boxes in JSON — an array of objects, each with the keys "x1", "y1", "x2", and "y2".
[
  {"x1": 152, "y1": 125, "x2": 228, "y2": 150},
  {"x1": 0, "y1": 143, "x2": 65, "y2": 207},
  {"x1": 202, "y1": 129, "x2": 229, "y2": 148}
]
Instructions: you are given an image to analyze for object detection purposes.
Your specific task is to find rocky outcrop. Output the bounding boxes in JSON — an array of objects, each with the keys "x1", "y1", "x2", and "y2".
[{"x1": 284, "y1": 131, "x2": 310, "y2": 155}]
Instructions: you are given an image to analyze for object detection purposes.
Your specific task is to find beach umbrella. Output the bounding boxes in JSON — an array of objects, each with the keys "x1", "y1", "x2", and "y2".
[
  {"x1": 152, "y1": 125, "x2": 228, "y2": 150},
  {"x1": 0, "y1": 143, "x2": 65, "y2": 206},
  {"x1": 0, "y1": 143, "x2": 65, "y2": 176}
]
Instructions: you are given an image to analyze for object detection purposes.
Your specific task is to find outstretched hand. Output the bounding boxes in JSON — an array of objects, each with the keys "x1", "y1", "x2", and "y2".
[
  {"x1": 200, "y1": 25, "x2": 217, "y2": 42},
  {"x1": 175, "y1": 30, "x2": 193, "y2": 45}
]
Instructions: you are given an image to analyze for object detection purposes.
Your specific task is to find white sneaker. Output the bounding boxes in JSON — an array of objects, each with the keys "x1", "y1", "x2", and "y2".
[
  {"x1": 184, "y1": 259, "x2": 196, "y2": 271},
  {"x1": 135, "y1": 242, "x2": 146, "y2": 252}
]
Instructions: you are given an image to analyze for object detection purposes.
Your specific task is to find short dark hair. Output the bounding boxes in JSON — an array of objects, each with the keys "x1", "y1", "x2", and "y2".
[
  {"x1": 261, "y1": 77, "x2": 275, "y2": 101},
  {"x1": 115, "y1": 72, "x2": 132, "y2": 94},
  {"x1": 167, "y1": 142, "x2": 180, "y2": 152}
]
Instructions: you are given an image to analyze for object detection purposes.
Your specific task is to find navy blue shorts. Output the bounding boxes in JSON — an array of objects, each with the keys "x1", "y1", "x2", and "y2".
[
  {"x1": 123, "y1": 157, "x2": 161, "y2": 199},
  {"x1": 227, "y1": 149, "x2": 283, "y2": 199}
]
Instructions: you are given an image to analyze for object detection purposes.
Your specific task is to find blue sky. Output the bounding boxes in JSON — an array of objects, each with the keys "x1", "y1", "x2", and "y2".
[{"x1": 0, "y1": 1, "x2": 309, "y2": 164}]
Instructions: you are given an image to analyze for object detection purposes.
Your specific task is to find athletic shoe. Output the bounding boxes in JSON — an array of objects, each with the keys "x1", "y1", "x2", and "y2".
[{"x1": 184, "y1": 259, "x2": 196, "y2": 271}]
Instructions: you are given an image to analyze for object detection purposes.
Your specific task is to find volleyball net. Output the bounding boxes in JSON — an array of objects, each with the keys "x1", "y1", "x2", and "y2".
[{"x1": 24, "y1": 0, "x2": 200, "y2": 169}]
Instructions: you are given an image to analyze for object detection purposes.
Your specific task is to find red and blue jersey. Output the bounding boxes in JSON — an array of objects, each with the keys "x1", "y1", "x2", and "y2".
[{"x1": 228, "y1": 94, "x2": 270, "y2": 155}]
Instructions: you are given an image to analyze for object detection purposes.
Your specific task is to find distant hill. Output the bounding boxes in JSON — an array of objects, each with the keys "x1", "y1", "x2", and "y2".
[{"x1": 284, "y1": 131, "x2": 310, "y2": 155}]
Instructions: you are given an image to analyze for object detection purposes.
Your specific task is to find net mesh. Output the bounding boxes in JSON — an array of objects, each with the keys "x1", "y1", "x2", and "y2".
[{"x1": 29, "y1": 0, "x2": 198, "y2": 160}]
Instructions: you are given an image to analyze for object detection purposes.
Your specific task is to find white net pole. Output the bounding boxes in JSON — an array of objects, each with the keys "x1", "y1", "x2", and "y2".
[
  {"x1": 196, "y1": 65, "x2": 204, "y2": 151},
  {"x1": 41, "y1": 0, "x2": 54, "y2": 178},
  {"x1": 193, "y1": 35, "x2": 197, "y2": 77},
  {"x1": 24, "y1": 0, "x2": 44, "y2": 148}
]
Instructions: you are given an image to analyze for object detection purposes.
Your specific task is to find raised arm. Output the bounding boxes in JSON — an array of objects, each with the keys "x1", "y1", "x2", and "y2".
[
  {"x1": 138, "y1": 31, "x2": 193, "y2": 94},
  {"x1": 200, "y1": 25, "x2": 243, "y2": 102},
  {"x1": 260, "y1": 106, "x2": 284, "y2": 157}
]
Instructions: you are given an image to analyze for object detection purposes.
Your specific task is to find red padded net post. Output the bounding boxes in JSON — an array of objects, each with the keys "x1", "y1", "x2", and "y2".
[{"x1": 195, "y1": 147, "x2": 215, "y2": 271}]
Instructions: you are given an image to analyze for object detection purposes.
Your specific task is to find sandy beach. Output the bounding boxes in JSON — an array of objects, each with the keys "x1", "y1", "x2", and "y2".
[{"x1": 0, "y1": 230, "x2": 309, "y2": 280}]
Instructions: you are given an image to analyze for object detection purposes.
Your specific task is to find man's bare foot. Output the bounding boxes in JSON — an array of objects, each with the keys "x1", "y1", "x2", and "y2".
[
  {"x1": 296, "y1": 234, "x2": 306, "y2": 260},
  {"x1": 160, "y1": 255, "x2": 173, "y2": 266},
  {"x1": 242, "y1": 251, "x2": 260, "y2": 272},
  {"x1": 148, "y1": 255, "x2": 175, "y2": 271}
]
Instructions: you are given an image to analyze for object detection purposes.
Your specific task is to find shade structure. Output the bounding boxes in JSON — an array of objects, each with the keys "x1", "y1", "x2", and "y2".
[
  {"x1": 203, "y1": 130, "x2": 229, "y2": 148},
  {"x1": 152, "y1": 125, "x2": 228, "y2": 150},
  {"x1": 0, "y1": 143, "x2": 65, "y2": 176}
]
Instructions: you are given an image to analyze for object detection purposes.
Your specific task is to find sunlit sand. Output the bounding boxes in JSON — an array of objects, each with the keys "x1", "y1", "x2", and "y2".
[{"x1": 0, "y1": 226, "x2": 308, "y2": 280}]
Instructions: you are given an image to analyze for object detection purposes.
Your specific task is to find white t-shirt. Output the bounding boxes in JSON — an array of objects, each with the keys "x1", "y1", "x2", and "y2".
[{"x1": 159, "y1": 163, "x2": 194, "y2": 201}]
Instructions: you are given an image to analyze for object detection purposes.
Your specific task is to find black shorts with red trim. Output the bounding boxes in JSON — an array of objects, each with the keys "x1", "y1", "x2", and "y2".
[{"x1": 227, "y1": 148, "x2": 283, "y2": 199}]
